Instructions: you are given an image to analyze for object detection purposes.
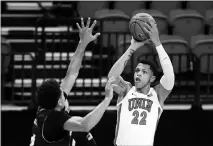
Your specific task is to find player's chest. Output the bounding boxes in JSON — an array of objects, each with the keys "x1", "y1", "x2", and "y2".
[{"x1": 124, "y1": 92, "x2": 158, "y2": 111}]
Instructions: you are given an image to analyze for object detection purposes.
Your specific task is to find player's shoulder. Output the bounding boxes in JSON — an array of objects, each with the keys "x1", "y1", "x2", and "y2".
[
  {"x1": 48, "y1": 110, "x2": 70, "y2": 120},
  {"x1": 154, "y1": 83, "x2": 172, "y2": 95},
  {"x1": 117, "y1": 85, "x2": 134, "y2": 105},
  {"x1": 116, "y1": 76, "x2": 132, "y2": 88}
]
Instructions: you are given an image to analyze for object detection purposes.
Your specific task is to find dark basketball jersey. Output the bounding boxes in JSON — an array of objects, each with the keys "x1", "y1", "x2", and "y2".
[
  {"x1": 29, "y1": 107, "x2": 71, "y2": 146},
  {"x1": 30, "y1": 107, "x2": 97, "y2": 146}
]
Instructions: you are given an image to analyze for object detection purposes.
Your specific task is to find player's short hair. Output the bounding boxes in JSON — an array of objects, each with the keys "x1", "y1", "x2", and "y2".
[
  {"x1": 137, "y1": 59, "x2": 161, "y2": 86},
  {"x1": 36, "y1": 79, "x2": 62, "y2": 109},
  {"x1": 138, "y1": 59, "x2": 158, "y2": 76}
]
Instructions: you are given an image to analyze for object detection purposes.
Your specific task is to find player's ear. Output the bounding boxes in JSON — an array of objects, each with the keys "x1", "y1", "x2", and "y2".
[
  {"x1": 150, "y1": 75, "x2": 156, "y2": 83},
  {"x1": 58, "y1": 98, "x2": 63, "y2": 106}
]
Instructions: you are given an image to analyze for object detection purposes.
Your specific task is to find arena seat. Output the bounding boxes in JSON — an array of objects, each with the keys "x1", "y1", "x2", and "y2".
[
  {"x1": 114, "y1": 1, "x2": 146, "y2": 17},
  {"x1": 159, "y1": 35, "x2": 190, "y2": 74},
  {"x1": 150, "y1": 1, "x2": 182, "y2": 15},
  {"x1": 205, "y1": 9, "x2": 213, "y2": 34},
  {"x1": 190, "y1": 35, "x2": 213, "y2": 103},
  {"x1": 159, "y1": 35, "x2": 195, "y2": 102},
  {"x1": 77, "y1": 1, "x2": 108, "y2": 18},
  {"x1": 191, "y1": 35, "x2": 213, "y2": 74},
  {"x1": 94, "y1": 9, "x2": 130, "y2": 50},
  {"x1": 187, "y1": 1, "x2": 213, "y2": 16},
  {"x1": 169, "y1": 9, "x2": 205, "y2": 41}
]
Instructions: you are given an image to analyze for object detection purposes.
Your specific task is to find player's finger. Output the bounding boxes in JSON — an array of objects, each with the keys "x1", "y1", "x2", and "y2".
[
  {"x1": 106, "y1": 77, "x2": 115, "y2": 87},
  {"x1": 108, "y1": 76, "x2": 116, "y2": 83},
  {"x1": 90, "y1": 20, "x2": 97, "y2": 31},
  {"x1": 86, "y1": 17, "x2": 91, "y2": 28},
  {"x1": 81, "y1": 18, "x2": 85, "y2": 28},
  {"x1": 92, "y1": 32, "x2": 100, "y2": 40},
  {"x1": 150, "y1": 20, "x2": 156, "y2": 28},
  {"x1": 144, "y1": 22, "x2": 152, "y2": 30},
  {"x1": 76, "y1": 23, "x2": 82, "y2": 31},
  {"x1": 111, "y1": 84, "x2": 118, "y2": 88},
  {"x1": 143, "y1": 27, "x2": 150, "y2": 35}
]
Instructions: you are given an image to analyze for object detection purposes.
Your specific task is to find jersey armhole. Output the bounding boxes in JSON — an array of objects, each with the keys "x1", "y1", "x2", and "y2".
[
  {"x1": 42, "y1": 116, "x2": 52, "y2": 143},
  {"x1": 157, "y1": 93, "x2": 164, "y2": 111},
  {"x1": 116, "y1": 85, "x2": 132, "y2": 106},
  {"x1": 153, "y1": 84, "x2": 163, "y2": 109},
  {"x1": 42, "y1": 115, "x2": 65, "y2": 144}
]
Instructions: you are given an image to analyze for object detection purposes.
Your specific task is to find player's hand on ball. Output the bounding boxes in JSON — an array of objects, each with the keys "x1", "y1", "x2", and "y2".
[
  {"x1": 105, "y1": 77, "x2": 118, "y2": 100},
  {"x1": 76, "y1": 17, "x2": 100, "y2": 45},
  {"x1": 130, "y1": 37, "x2": 150, "y2": 49},
  {"x1": 143, "y1": 20, "x2": 161, "y2": 47}
]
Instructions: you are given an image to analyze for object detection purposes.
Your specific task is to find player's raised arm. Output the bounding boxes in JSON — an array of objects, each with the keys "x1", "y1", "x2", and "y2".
[
  {"x1": 143, "y1": 21, "x2": 175, "y2": 105},
  {"x1": 60, "y1": 17, "x2": 100, "y2": 95},
  {"x1": 63, "y1": 77, "x2": 117, "y2": 132},
  {"x1": 107, "y1": 37, "x2": 149, "y2": 96}
]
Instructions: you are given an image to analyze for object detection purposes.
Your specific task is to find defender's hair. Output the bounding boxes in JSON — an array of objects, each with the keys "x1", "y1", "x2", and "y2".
[{"x1": 36, "y1": 79, "x2": 62, "y2": 109}]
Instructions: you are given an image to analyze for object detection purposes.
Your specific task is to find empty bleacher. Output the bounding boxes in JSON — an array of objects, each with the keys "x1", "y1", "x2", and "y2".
[{"x1": 1, "y1": 1, "x2": 213, "y2": 109}]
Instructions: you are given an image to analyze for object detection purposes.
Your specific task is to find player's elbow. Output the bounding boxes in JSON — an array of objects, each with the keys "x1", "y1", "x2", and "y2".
[
  {"x1": 83, "y1": 124, "x2": 91, "y2": 132},
  {"x1": 167, "y1": 74, "x2": 175, "y2": 90},
  {"x1": 163, "y1": 65, "x2": 175, "y2": 90},
  {"x1": 64, "y1": 117, "x2": 90, "y2": 132},
  {"x1": 79, "y1": 119, "x2": 93, "y2": 132},
  {"x1": 78, "y1": 122, "x2": 92, "y2": 132},
  {"x1": 160, "y1": 74, "x2": 175, "y2": 91},
  {"x1": 76, "y1": 119, "x2": 92, "y2": 132},
  {"x1": 170, "y1": 73, "x2": 175, "y2": 88}
]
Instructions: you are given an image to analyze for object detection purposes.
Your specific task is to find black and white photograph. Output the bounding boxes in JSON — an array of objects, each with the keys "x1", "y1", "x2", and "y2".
[{"x1": 1, "y1": 1, "x2": 213, "y2": 146}]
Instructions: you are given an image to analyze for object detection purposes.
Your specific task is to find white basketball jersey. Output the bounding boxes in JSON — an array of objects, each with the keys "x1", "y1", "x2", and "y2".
[{"x1": 114, "y1": 86, "x2": 163, "y2": 146}]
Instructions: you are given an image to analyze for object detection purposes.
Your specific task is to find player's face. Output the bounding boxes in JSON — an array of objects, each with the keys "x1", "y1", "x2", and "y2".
[{"x1": 134, "y1": 63, "x2": 154, "y2": 89}]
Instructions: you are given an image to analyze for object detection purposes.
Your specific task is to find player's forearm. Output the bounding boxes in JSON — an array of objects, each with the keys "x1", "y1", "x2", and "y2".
[
  {"x1": 66, "y1": 41, "x2": 87, "y2": 76},
  {"x1": 108, "y1": 45, "x2": 136, "y2": 78},
  {"x1": 155, "y1": 43, "x2": 175, "y2": 90},
  {"x1": 81, "y1": 97, "x2": 111, "y2": 132}
]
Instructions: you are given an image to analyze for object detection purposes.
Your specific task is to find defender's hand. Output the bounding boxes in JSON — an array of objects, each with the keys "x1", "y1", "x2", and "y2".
[{"x1": 76, "y1": 17, "x2": 100, "y2": 45}]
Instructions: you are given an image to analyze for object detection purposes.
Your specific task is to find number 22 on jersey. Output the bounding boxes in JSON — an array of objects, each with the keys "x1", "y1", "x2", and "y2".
[{"x1": 131, "y1": 110, "x2": 147, "y2": 125}]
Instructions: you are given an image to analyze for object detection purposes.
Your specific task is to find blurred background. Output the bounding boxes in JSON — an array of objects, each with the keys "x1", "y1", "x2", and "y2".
[{"x1": 1, "y1": 1, "x2": 213, "y2": 146}]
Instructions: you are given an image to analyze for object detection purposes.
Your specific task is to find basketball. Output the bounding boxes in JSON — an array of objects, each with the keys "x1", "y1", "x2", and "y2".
[{"x1": 129, "y1": 13, "x2": 155, "y2": 42}]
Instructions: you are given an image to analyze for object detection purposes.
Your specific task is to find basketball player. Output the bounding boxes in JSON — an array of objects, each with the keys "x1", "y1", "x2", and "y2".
[
  {"x1": 30, "y1": 17, "x2": 117, "y2": 146},
  {"x1": 108, "y1": 20, "x2": 175, "y2": 146}
]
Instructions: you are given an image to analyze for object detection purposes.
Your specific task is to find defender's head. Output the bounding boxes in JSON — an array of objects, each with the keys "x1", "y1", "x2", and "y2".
[
  {"x1": 36, "y1": 79, "x2": 68, "y2": 110},
  {"x1": 134, "y1": 59, "x2": 159, "y2": 89}
]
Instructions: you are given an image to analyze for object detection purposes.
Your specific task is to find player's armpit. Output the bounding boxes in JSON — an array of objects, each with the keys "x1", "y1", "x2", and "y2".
[
  {"x1": 154, "y1": 83, "x2": 172, "y2": 106},
  {"x1": 113, "y1": 76, "x2": 132, "y2": 97},
  {"x1": 64, "y1": 116, "x2": 87, "y2": 132}
]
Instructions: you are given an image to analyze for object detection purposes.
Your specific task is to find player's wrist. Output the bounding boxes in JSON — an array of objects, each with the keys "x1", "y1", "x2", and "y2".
[
  {"x1": 105, "y1": 96, "x2": 113, "y2": 101},
  {"x1": 78, "y1": 40, "x2": 88, "y2": 52},
  {"x1": 153, "y1": 40, "x2": 161, "y2": 48},
  {"x1": 79, "y1": 40, "x2": 89, "y2": 47},
  {"x1": 129, "y1": 44, "x2": 138, "y2": 51}
]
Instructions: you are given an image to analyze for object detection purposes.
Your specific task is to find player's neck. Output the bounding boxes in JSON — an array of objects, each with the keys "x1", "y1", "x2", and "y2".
[{"x1": 136, "y1": 85, "x2": 150, "y2": 95}]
